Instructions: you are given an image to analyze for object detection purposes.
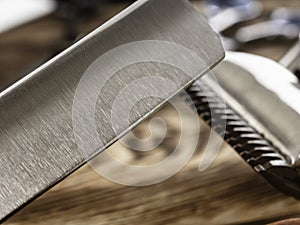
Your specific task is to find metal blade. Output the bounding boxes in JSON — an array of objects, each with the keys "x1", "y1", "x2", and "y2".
[
  {"x1": 214, "y1": 52, "x2": 300, "y2": 165},
  {"x1": 0, "y1": 0, "x2": 224, "y2": 222},
  {"x1": 187, "y1": 52, "x2": 300, "y2": 199},
  {"x1": 186, "y1": 79, "x2": 300, "y2": 199}
]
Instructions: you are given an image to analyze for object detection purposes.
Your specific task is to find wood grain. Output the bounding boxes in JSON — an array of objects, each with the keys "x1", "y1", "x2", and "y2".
[{"x1": 1, "y1": 1, "x2": 300, "y2": 224}]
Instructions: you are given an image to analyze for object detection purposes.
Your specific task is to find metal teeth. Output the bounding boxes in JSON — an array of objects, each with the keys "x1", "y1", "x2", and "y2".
[
  {"x1": 185, "y1": 81, "x2": 300, "y2": 198},
  {"x1": 240, "y1": 146, "x2": 277, "y2": 158},
  {"x1": 246, "y1": 153, "x2": 285, "y2": 167},
  {"x1": 185, "y1": 81, "x2": 283, "y2": 164}
]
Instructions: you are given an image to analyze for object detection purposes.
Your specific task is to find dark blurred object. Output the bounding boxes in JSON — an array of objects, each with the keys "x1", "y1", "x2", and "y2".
[
  {"x1": 54, "y1": 0, "x2": 135, "y2": 41},
  {"x1": 51, "y1": 0, "x2": 135, "y2": 57},
  {"x1": 55, "y1": 0, "x2": 103, "y2": 41},
  {"x1": 269, "y1": 218, "x2": 300, "y2": 225}
]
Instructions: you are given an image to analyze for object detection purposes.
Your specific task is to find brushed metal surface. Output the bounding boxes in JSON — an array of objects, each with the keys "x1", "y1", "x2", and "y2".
[{"x1": 0, "y1": 0, "x2": 224, "y2": 221}]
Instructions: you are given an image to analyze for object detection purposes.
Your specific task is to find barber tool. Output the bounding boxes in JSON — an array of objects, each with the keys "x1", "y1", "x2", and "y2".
[
  {"x1": 236, "y1": 7, "x2": 300, "y2": 44},
  {"x1": 186, "y1": 50, "x2": 300, "y2": 199},
  {"x1": 202, "y1": 0, "x2": 263, "y2": 32},
  {"x1": 0, "y1": 0, "x2": 224, "y2": 222},
  {"x1": 280, "y1": 36, "x2": 300, "y2": 77},
  {"x1": 202, "y1": 0, "x2": 262, "y2": 50}
]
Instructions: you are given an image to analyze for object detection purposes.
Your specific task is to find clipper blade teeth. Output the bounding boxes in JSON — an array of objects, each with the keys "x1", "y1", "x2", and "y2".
[{"x1": 184, "y1": 81, "x2": 300, "y2": 198}]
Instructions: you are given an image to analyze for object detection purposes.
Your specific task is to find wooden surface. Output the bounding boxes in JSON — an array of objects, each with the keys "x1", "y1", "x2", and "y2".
[{"x1": 1, "y1": 1, "x2": 300, "y2": 224}]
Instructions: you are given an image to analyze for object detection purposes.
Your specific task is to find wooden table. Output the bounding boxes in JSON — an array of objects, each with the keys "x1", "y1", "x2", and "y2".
[{"x1": 1, "y1": 1, "x2": 300, "y2": 224}]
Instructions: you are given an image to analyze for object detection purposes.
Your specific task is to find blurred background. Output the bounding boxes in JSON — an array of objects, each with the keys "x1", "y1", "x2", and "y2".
[
  {"x1": 1, "y1": 0, "x2": 300, "y2": 224},
  {"x1": 1, "y1": 0, "x2": 300, "y2": 90}
]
